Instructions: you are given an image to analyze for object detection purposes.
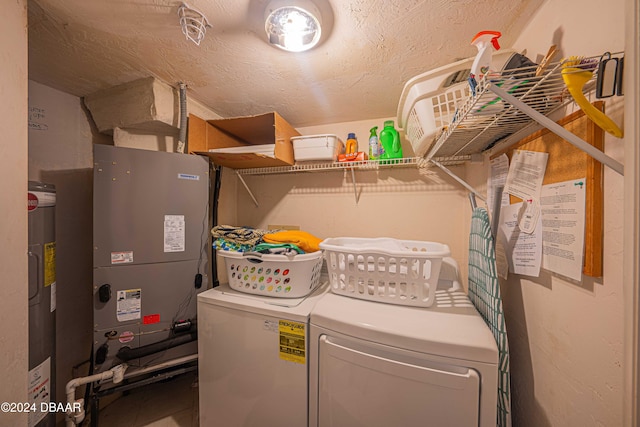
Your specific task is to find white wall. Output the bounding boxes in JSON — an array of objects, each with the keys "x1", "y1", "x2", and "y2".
[
  {"x1": 623, "y1": 0, "x2": 640, "y2": 423},
  {"x1": 502, "y1": 0, "x2": 627, "y2": 425},
  {"x1": 233, "y1": 117, "x2": 473, "y2": 286},
  {"x1": 0, "y1": 1, "x2": 29, "y2": 425}
]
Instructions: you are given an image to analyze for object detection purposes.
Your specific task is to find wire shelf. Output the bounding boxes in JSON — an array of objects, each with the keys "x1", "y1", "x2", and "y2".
[
  {"x1": 234, "y1": 156, "x2": 468, "y2": 176},
  {"x1": 425, "y1": 55, "x2": 610, "y2": 160}
]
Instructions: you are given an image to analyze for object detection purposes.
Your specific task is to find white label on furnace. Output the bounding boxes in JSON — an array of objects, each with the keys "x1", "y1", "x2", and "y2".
[
  {"x1": 111, "y1": 251, "x2": 134, "y2": 264},
  {"x1": 27, "y1": 356, "x2": 50, "y2": 427},
  {"x1": 117, "y1": 289, "x2": 141, "y2": 322},
  {"x1": 164, "y1": 215, "x2": 185, "y2": 252}
]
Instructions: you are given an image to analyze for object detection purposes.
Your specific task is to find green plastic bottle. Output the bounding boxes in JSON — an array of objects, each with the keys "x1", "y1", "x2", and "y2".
[{"x1": 379, "y1": 120, "x2": 403, "y2": 162}]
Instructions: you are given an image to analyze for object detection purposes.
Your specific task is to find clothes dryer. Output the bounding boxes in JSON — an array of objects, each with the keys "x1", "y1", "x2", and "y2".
[
  {"x1": 309, "y1": 258, "x2": 498, "y2": 427},
  {"x1": 198, "y1": 281, "x2": 329, "y2": 427}
]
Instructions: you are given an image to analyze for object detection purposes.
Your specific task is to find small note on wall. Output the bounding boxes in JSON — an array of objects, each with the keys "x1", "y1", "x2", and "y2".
[
  {"x1": 498, "y1": 202, "x2": 543, "y2": 278},
  {"x1": 504, "y1": 150, "x2": 549, "y2": 202},
  {"x1": 28, "y1": 106, "x2": 48, "y2": 131}
]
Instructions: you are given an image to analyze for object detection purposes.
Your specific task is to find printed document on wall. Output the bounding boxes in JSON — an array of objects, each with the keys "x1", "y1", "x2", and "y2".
[
  {"x1": 540, "y1": 178, "x2": 586, "y2": 281},
  {"x1": 504, "y1": 150, "x2": 549, "y2": 202},
  {"x1": 498, "y1": 202, "x2": 542, "y2": 277}
]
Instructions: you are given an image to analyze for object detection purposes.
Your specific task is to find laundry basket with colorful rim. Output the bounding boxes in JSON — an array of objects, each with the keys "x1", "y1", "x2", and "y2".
[
  {"x1": 219, "y1": 250, "x2": 324, "y2": 298},
  {"x1": 319, "y1": 237, "x2": 450, "y2": 307}
]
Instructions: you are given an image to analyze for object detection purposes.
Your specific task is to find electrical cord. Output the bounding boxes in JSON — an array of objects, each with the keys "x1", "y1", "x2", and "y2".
[{"x1": 211, "y1": 164, "x2": 222, "y2": 288}]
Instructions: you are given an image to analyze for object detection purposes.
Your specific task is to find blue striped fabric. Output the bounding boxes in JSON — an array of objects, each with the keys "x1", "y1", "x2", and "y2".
[{"x1": 468, "y1": 207, "x2": 511, "y2": 427}]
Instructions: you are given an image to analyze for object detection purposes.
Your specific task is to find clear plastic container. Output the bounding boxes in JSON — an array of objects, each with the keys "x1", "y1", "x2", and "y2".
[{"x1": 292, "y1": 134, "x2": 344, "y2": 162}]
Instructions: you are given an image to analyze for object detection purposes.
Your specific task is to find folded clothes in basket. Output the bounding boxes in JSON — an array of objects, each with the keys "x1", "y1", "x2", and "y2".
[
  {"x1": 253, "y1": 242, "x2": 305, "y2": 255},
  {"x1": 213, "y1": 238, "x2": 254, "y2": 252},
  {"x1": 211, "y1": 225, "x2": 273, "y2": 252},
  {"x1": 263, "y1": 230, "x2": 323, "y2": 253}
]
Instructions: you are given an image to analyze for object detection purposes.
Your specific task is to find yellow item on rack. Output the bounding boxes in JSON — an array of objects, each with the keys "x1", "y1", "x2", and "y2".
[
  {"x1": 263, "y1": 230, "x2": 323, "y2": 253},
  {"x1": 561, "y1": 56, "x2": 623, "y2": 138}
]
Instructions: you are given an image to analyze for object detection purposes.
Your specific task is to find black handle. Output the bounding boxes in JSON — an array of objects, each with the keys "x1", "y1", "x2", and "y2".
[{"x1": 98, "y1": 284, "x2": 111, "y2": 303}]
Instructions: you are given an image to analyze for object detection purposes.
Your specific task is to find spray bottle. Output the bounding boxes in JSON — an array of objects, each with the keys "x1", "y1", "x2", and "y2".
[
  {"x1": 368, "y1": 126, "x2": 379, "y2": 160},
  {"x1": 469, "y1": 30, "x2": 501, "y2": 94}
]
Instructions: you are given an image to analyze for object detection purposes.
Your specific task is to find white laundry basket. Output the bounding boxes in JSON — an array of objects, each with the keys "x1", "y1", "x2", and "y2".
[
  {"x1": 319, "y1": 237, "x2": 450, "y2": 307},
  {"x1": 397, "y1": 50, "x2": 515, "y2": 157},
  {"x1": 219, "y1": 250, "x2": 324, "y2": 298}
]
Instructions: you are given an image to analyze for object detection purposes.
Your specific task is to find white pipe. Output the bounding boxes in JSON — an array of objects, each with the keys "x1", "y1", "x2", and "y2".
[
  {"x1": 63, "y1": 354, "x2": 197, "y2": 426},
  {"x1": 177, "y1": 82, "x2": 188, "y2": 154},
  {"x1": 65, "y1": 364, "x2": 127, "y2": 427}
]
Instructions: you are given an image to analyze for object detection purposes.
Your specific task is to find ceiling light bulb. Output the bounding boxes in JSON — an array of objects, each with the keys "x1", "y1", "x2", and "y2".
[{"x1": 265, "y1": 1, "x2": 322, "y2": 52}]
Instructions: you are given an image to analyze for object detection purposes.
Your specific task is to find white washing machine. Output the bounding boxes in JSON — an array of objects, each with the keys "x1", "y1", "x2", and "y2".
[
  {"x1": 198, "y1": 281, "x2": 329, "y2": 427},
  {"x1": 308, "y1": 258, "x2": 499, "y2": 427}
]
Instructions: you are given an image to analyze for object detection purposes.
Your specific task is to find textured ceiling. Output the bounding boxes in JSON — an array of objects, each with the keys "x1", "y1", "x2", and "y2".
[{"x1": 27, "y1": 0, "x2": 543, "y2": 128}]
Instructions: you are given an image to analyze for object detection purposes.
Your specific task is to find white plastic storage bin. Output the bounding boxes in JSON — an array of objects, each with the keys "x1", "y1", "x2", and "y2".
[
  {"x1": 319, "y1": 237, "x2": 450, "y2": 307},
  {"x1": 292, "y1": 134, "x2": 344, "y2": 162},
  {"x1": 397, "y1": 50, "x2": 515, "y2": 157},
  {"x1": 219, "y1": 250, "x2": 324, "y2": 298}
]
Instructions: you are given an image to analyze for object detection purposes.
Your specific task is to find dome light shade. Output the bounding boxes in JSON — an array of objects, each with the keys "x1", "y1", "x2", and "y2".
[
  {"x1": 178, "y1": 2, "x2": 211, "y2": 46},
  {"x1": 265, "y1": 1, "x2": 322, "y2": 52}
]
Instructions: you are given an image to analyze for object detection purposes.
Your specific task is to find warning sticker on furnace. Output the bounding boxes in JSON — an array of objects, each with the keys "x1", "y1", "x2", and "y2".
[
  {"x1": 116, "y1": 289, "x2": 141, "y2": 322},
  {"x1": 278, "y1": 320, "x2": 305, "y2": 364}
]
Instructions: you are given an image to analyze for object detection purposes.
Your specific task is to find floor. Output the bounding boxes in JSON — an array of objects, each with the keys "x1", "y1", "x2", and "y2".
[{"x1": 94, "y1": 370, "x2": 199, "y2": 427}]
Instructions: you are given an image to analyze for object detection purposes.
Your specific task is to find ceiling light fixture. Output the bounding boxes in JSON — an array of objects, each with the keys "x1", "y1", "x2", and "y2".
[
  {"x1": 178, "y1": 2, "x2": 211, "y2": 46},
  {"x1": 265, "y1": 0, "x2": 322, "y2": 52}
]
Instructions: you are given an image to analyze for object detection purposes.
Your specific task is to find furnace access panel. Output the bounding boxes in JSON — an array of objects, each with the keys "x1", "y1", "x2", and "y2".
[{"x1": 92, "y1": 145, "x2": 209, "y2": 372}]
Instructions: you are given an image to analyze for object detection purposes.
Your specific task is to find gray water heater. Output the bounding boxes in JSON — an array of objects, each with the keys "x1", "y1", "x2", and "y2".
[
  {"x1": 28, "y1": 181, "x2": 56, "y2": 427},
  {"x1": 92, "y1": 145, "x2": 210, "y2": 373}
]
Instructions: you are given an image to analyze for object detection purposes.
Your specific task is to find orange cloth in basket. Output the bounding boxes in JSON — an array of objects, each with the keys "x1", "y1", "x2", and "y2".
[{"x1": 263, "y1": 230, "x2": 322, "y2": 253}]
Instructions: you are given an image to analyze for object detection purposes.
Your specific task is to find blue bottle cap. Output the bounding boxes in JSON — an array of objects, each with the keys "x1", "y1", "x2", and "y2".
[{"x1": 348, "y1": 133, "x2": 356, "y2": 139}]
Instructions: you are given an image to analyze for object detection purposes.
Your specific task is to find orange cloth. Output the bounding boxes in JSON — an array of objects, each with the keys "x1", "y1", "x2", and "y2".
[{"x1": 263, "y1": 230, "x2": 322, "y2": 253}]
